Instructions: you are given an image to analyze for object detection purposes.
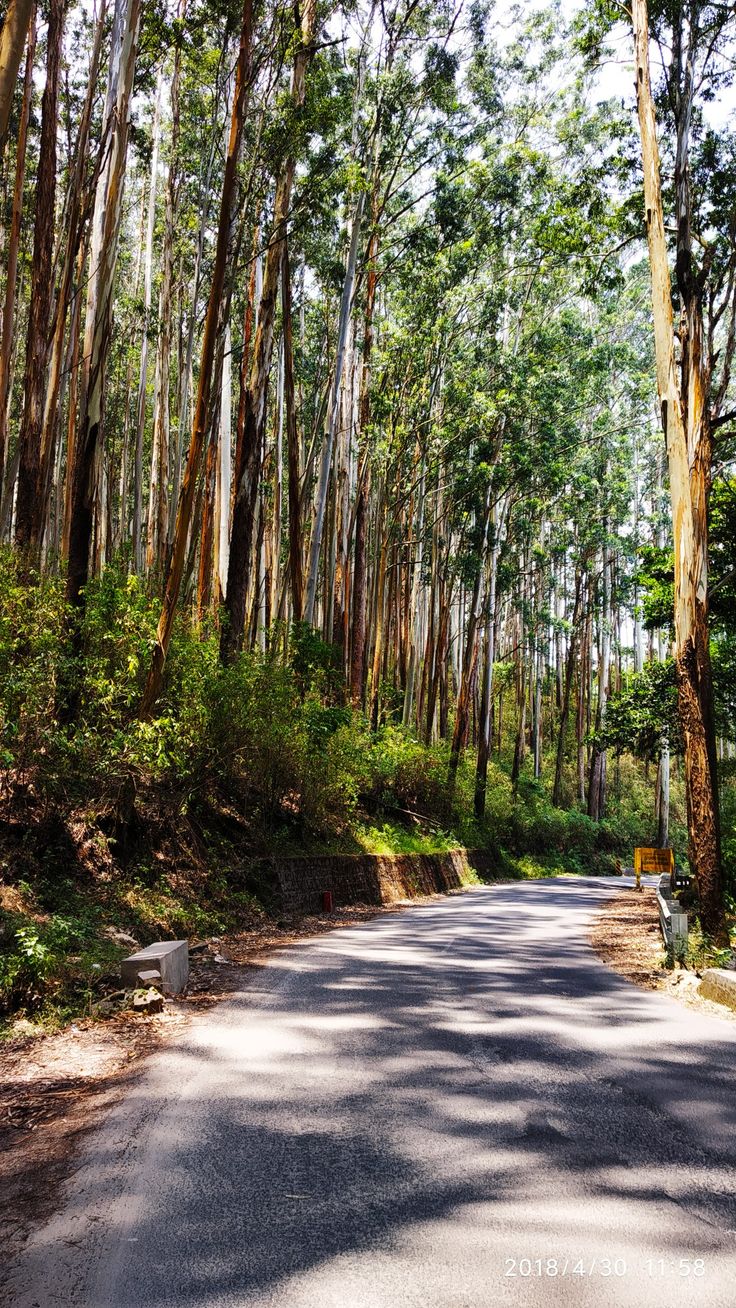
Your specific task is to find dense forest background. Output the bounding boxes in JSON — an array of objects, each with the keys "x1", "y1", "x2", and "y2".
[{"x1": 0, "y1": 0, "x2": 735, "y2": 1024}]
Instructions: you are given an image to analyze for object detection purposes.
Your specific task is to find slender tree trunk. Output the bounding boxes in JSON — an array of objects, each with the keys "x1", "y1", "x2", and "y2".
[
  {"x1": 60, "y1": 242, "x2": 84, "y2": 558},
  {"x1": 0, "y1": 9, "x2": 34, "y2": 489},
  {"x1": 14, "y1": 0, "x2": 63, "y2": 558},
  {"x1": 132, "y1": 71, "x2": 162, "y2": 572},
  {"x1": 552, "y1": 568, "x2": 582, "y2": 807},
  {"x1": 35, "y1": 1, "x2": 108, "y2": 560},
  {"x1": 221, "y1": 0, "x2": 316, "y2": 662},
  {"x1": 474, "y1": 520, "x2": 501, "y2": 818},
  {"x1": 66, "y1": 0, "x2": 141, "y2": 623},
  {"x1": 448, "y1": 487, "x2": 493, "y2": 790},
  {"x1": 511, "y1": 654, "x2": 527, "y2": 791},
  {"x1": 349, "y1": 217, "x2": 378, "y2": 704},
  {"x1": 282, "y1": 242, "x2": 303, "y2": 623},
  {"x1": 141, "y1": 0, "x2": 252, "y2": 715},
  {"x1": 369, "y1": 519, "x2": 388, "y2": 732},
  {"x1": 216, "y1": 324, "x2": 232, "y2": 602},
  {"x1": 403, "y1": 449, "x2": 425, "y2": 729},
  {"x1": 0, "y1": 0, "x2": 33, "y2": 147},
  {"x1": 588, "y1": 544, "x2": 611, "y2": 821},
  {"x1": 304, "y1": 193, "x2": 364, "y2": 625},
  {"x1": 657, "y1": 743, "x2": 670, "y2": 847},
  {"x1": 145, "y1": 5, "x2": 182, "y2": 572},
  {"x1": 632, "y1": 0, "x2": 724, "y2": 938},
  {"x1": 577, "y1": 580, "x2": 590, "y2": 805},
  {"x1": 197, "y1": 370, "x2": 222, "y2": 623}
]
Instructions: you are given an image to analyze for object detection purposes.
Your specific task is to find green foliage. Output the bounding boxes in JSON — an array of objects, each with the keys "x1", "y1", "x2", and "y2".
[
  {"x1": 601, "y1": 661, "x2": 680, "y2": 761},
  {"x1": 0, "y1": 558, "x2": 690, "y2": 1031}
]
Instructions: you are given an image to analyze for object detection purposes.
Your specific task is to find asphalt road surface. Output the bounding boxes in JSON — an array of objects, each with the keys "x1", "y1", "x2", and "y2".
[{"x1": 6, "y1": 877, "x2": 736, "y2": 1308}]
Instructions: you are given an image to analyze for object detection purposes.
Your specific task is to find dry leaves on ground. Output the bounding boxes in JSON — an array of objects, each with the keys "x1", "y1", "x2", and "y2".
[{"x1": 589, "y1": 886, "x2": 735, "y2": 1021}]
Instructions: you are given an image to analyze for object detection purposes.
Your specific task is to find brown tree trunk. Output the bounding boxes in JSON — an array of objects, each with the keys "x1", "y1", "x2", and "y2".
[
  {"x1": 349, "y1": 220, "x2": 379, "y2": 704},
  {"x1": 197, "y1": 398, "x2": 221, "y2": 623},
  {"x1": 449, "y1": 489, "x2": 492, "y2": 790},
  {"x1": 140, "y1": 0, "x2": 252, "y2": 714},
  {"x1": 146, "y1": 6, "x2": 182, "y2": 575},
  {"x1": 511, "y1": 654, "x2": 527, "y2": 791},
  {"x1": 552, "y1": 567, "x2": 582, "y2": 807},
  {"x1": 37, "y1": 1, "x2": 108, "y2": 560},
  {"x1": 0, "y1": 8, "x2": 34, "y2": 489},
  {"x1": 221, "y1": 0, "x2": 316, "y2": 663},
  {"x1": 0, "y1": 0, "x2": 33, "y2": 147},
  {"x1": 282, "y1": 242, "x2": 303, "y2": 623},
  {"x1": 632, "y1": 0, "x2": 725, "y2": 939},
  {"x1": 66, "y1": 0, "x2": 141, "y2": 625},
  {"x1": 14, "y1": 0, "x2": 63, "y2": 558}
]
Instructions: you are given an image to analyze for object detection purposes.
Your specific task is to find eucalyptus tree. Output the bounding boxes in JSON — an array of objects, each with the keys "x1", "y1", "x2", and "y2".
[
  {"x1": 15, "y1": 0, "x2": 65, "y2": 558},
  {"x1": 577, "y1": 0, "x2": 736, "y2": 936},
  {"x1": 65, "y1": 0, "x2": 143, "y2": 622},
  {"x1": 0, "y1": 0, "x2": 33, "y2": 146},
  {"x1": 141, "y1": 0, "x2": 254, "y2": 714}
]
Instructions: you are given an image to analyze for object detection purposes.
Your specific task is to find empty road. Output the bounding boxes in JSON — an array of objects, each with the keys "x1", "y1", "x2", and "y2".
[{"x1": 6, "y1": 877, "x2": 736, "y2": 1307}]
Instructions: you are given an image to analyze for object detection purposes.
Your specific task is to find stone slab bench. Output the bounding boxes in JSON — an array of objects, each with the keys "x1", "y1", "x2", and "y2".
[
  {"x1": 699, "y1": 968, "x2": 736, "y2": 1012},
  {"x1": 121, "y1": 941, "x2": 188, "y2": 994}
]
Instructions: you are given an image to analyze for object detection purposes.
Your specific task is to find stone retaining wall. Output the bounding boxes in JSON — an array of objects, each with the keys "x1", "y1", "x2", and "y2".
[{"x1": 243, "y1": 848, "x2": 498, "y2": 916}]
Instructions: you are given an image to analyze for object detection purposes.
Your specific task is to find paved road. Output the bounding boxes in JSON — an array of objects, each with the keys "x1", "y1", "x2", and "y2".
[{"x1": 6, "y1": 878, "x2": 736, "y2": 1308}]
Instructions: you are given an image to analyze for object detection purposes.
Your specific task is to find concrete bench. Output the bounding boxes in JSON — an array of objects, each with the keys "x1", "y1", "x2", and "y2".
[{"x1": 121, "y1": 941, "x2": 188, "y2": 994}]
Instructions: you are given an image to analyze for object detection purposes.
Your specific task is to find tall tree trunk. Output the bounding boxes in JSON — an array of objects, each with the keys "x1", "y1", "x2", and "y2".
[
  {"x1": 588, "y1": 545, "x2": 612, "y2": 821},
  {"x1": 282, "y1": 241, "x2": 303, "y2": 623},
  {"x1": 36, "y1": 0, "x2": 108, "y2": 559},
  {"x1": 349, "y1": 216, "x2": 378, "y2": 704},
  {"x1": 60, "y1": 242, "x2": 85, "y2": 558},
  {"x1": 197, "y1": 365, "x2": 222, "y2": 623},
  {"x1": 0, "y1": 8, "x2": 34, "y2": 489},
  {"x1": 0, "y1": 0, "x2": 33, "y2": 147},
  {"x1": 215, "y1": 324, "x2": 232, "y2": 603},
  {"x1": 474, "y1": 513, "x2": 502, "y2": 818},
  {"x1": 576, "y1": 580, "x2": 590, "y2": 805},
  {"x1": 552, "y1": 567, "x2": 582, "y2": 807},
  {"x1": 511, "y1": 652, "x2": 527, "y2": 791},
  {"x1": 14, "y1": 0, "x2": 63, "y2": 558},
  {"x1": 65, "y1": 0, "x2": 141, "y2": 622},
  {"x1": 141, "y1": 0, "x2": 253, "y2": 715},
  {"x1": 369, "y1": 516, "x2": 388, "y2": 732},
  {"x1": 303, "y1": 193, "x2": 364, "y2": 625},
  {"x1": 133, "y1": 71, "x2": 163, "y2": 573},
  {"x1": 657, "y1": 743, "x2": 671, "y2": 847},
  {"x1": 145, "y1": 3, "x2": 182, "y2": 573},
  {"x1": 403, "y1": 448, "x2": 425, "y2": 729},
  {"x1": 221, "y1": 0, "x2": 316, "y2": 663},
  {"x1": 448, "y1": 487, "x2": 493, "y2": 790},
  {"x1": 632, "y1": 0, "x2": 724, "y2": 938}
]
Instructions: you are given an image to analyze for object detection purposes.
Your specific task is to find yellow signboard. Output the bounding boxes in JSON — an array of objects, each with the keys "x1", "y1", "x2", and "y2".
[{"x1": 633, "y1": 846, "x2": 674, "y2": 891}]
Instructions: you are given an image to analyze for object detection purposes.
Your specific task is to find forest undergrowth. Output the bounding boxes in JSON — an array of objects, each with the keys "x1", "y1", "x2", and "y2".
[{"x1": 0, "y1": 555, "x2": 692, "y2": 1034}]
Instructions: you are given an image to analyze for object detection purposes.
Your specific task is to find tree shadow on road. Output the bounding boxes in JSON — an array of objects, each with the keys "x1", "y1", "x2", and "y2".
[{"x1": 9, "y1": 879, "x2": 736, "y2": 1307}]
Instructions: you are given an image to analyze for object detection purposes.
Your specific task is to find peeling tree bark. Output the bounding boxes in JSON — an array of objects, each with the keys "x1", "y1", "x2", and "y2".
[
  {"x1": 632, "y1": 0, "x2": 725, "y2": 940},
  {"x1": 0, "y1": 0, "x2": 33, "y2": 148},
  {"x1": 14, "y1": 0, "x2": 64, "y2": 559},
  {"x1": 0, "y1": 9, "x2": 34, "y2": 493}
]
